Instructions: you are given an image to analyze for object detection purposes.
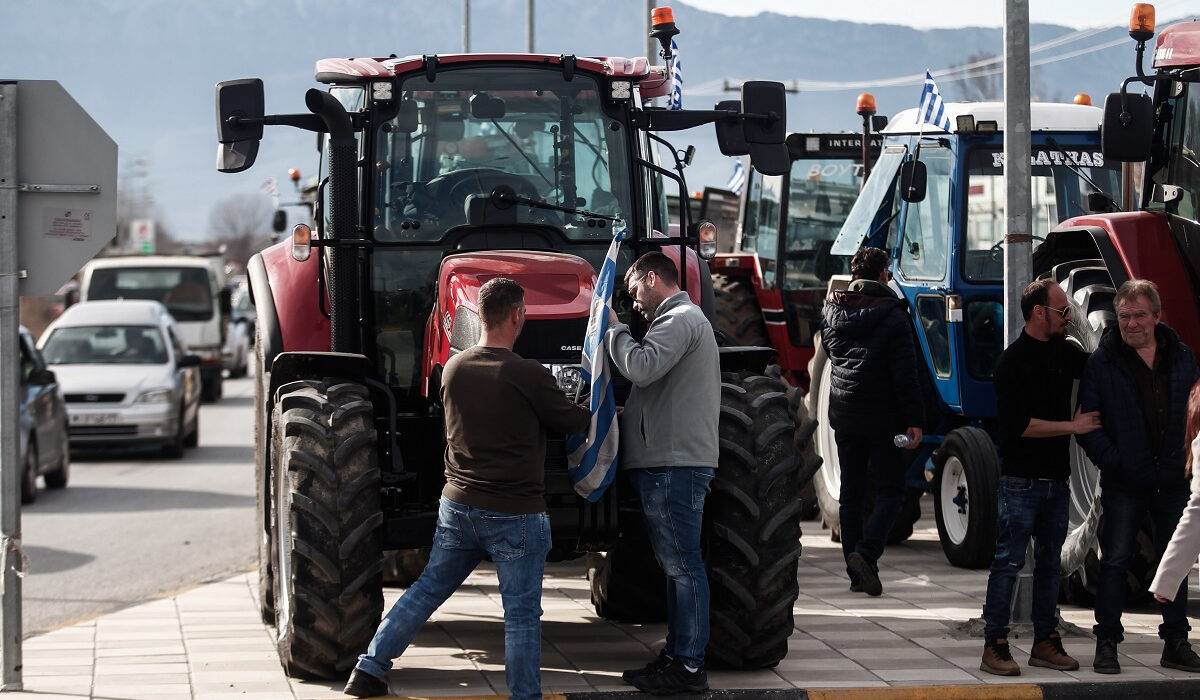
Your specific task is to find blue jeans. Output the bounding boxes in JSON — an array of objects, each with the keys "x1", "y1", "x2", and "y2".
[
  {"x1": 981, "y1": 477, "x2": 1069, "y2": 643},
  {"x1": 629, "y1": 466, "x2": 715, "y2": 669},
  {"x1": 355, "y1": 497, "x2": 551, "y2": 700},
  {"x1": 834, "y1": 431, "x2": 905, "y2": 571},
  {"x1": 1094, "y1": 485, "x2": 1191, "y2": 642}
]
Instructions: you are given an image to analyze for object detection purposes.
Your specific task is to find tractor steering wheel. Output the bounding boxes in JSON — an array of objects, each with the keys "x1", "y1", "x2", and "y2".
[{"x1": 426, "y1": 168, "x2": 540, "y2": 226}]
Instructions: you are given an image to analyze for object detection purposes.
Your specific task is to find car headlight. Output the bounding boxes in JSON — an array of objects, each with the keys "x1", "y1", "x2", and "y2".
[{"x1": 136, "y1": 389, "x2": 173, "y2": 404}]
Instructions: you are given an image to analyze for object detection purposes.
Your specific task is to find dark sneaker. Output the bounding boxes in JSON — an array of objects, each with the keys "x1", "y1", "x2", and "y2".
[
  {"x1": 980, "y1": 639, "x2": 1020, "y2": 676},
  {"x1": 1161, "y1": 638, "x2": 1200, "y2": 672},
  {"x1": 343, "y1": 668, "x2": 389, "y2": 698},
  {"x1": 1093, "y1": 638, "x2": 1120, "y2": 674},
  {"x1": 622, "y1": 649, "x2": 673, "y2": 684},
  {"x1": 847, "y1": 552, "x2": 882, "y2": 596},
  {"x1": 628, "y1": 658, "x2": 709, "y2": 696},
  {"x1": 849, "y1": 581, "x2": 863, "y2": 593},
  {"x1": 1029, "y1": 632, "x2": 1079, "y2": 671}
]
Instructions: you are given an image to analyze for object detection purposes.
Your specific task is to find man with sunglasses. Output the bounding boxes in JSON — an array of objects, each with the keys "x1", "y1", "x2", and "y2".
[
  {"x1": 1076, "y1": 279, "x2": 1200, "y2": 674},
  {"x1": 980, "y1": 278, "x2": 1098, "y2": 676}
]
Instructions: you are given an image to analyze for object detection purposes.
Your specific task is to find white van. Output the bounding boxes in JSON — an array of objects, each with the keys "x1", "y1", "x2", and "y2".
[{"x1": 78, "y1": 255, "x2": 230, "y2": 402}]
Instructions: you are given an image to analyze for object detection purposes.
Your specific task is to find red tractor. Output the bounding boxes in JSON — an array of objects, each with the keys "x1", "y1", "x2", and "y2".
[
  {"x1": 215, "y1": 8, "x2": 809, "y2": 679},
  {"x1": 1037, "y1": 4, "x2": 1200, "y2": 602}
]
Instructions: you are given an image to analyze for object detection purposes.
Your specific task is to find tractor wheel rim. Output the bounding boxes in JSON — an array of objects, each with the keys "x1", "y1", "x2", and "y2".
[
  {"x1": 815, "y1": 363, "x2": 841, "y2": 499},
  {"x1": 940, "y1": 456, "x2": 969, "y2": 545}
]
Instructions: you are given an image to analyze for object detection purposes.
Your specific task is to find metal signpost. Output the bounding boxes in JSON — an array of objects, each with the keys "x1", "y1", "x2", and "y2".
[{"x1": 0, "y1": 79, "x2": 116, "y2": 689}]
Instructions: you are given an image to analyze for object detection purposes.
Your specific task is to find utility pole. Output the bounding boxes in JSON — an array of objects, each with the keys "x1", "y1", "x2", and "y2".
[
  {"x1": 463, "y1": 0, "x2": 470, "y2": 53},
  {"x1": 527, "y1": 0, "x2": 534, "y2": 53},
  {"x1": 1004, "y1": 0, "x2": 1037, "y2": 626}
]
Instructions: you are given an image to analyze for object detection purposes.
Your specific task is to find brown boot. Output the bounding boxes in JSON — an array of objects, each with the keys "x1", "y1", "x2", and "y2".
[
  {"x1": 981, "y1": 639, "x2": 1021, "y2": 676},
  {"x1": 1029, "y1": 632, "x2": 1079, "y2": 671}
]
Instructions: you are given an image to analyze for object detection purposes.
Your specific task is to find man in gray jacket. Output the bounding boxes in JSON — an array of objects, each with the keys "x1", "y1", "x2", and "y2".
[{"x1": 605, "y1": 250, "x2": 720, "y2": 696}]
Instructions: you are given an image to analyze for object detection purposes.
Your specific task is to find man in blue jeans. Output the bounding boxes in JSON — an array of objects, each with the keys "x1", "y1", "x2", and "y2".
[
  {"x1": 1077, "y1": 279, "x2": 1200, "y2": 674},
  {"x1": 821, "y1": 247, "x2": 923, "y2": 596},
  {"x1": 606, "y1": 251, "x2": 719, "y2": 695},
  {"x1": 980, "y1": 279, "x2": 1097, "y2": 675},
  {"x1": 344, "y1": 278, "x2": 589, "y2": 699}
]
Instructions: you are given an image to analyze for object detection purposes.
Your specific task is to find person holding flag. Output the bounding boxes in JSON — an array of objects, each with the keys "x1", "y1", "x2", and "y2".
[{"x1": 605, "y1": 251, "x2": 720, "y2": 695}]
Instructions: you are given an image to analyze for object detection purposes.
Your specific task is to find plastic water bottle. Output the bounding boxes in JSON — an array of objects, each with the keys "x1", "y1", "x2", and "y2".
[{"x1": 893, "y1": 433, "x2": 912, "y2": 448}]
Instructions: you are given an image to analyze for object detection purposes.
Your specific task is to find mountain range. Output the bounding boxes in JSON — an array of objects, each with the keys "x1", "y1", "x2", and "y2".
[{"x1": 3, "y1": 0, "x2": 1190, "y2": 243}]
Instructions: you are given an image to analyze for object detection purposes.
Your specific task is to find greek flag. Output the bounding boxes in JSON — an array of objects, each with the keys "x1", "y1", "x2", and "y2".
[
  {"x1": 726, "y1": 160, "x2": 746, "y2": 195},
  {"x1": 667, "y1": 39, "x2": 683, "y2": 111},
  {"x1": 566, "y1": 228, "x2": 625, "y2": 501},
  {"x1": 917, "y1": 71, "x2": 951, "y2": 131}
]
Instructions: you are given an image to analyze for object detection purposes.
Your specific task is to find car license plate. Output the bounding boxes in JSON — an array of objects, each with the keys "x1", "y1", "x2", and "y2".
[{"x1": 71, "y1": 413, "x2": 119, "y2": 426}]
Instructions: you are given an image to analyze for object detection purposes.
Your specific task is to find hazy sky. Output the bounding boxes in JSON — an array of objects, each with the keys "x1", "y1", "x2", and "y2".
[{"x1": 677, "y1": 0, "x2": 1193, "y2": 30}]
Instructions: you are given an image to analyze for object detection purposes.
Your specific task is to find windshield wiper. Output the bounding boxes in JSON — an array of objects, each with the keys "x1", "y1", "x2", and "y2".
[
  {"x1": 1044, "y1": 136, "x2": 1120, "y2": 213},
  {"x1": 491, "y1": 185, "x2": 621, "y2": 222}
]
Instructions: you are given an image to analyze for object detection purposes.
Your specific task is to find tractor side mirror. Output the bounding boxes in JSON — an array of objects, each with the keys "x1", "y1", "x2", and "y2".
[
  {"x1": 272, "y1": 209, "x2": 287, "y2": 233},
  {"x1": 714, "y1": 99, "x2": 749, "y2": 156},
  {"x1": 396, "y1": 98, "x2": 419, "y2": 132},
  {"x1": 1102, "y1": 92, "x2": 1153, "y2": 162},
  {"x1": 740, "y1": 81, "x2": 789, "y2": 176},
  {"x1": 470, "y1": 93, "x2": 506, "y2": 120},
  {"x1": 900, "y1": 159, "x2": 927, "y2": 203},
  {"x1": 215, "y1": 78, "x2": 265, "y2": 173}
]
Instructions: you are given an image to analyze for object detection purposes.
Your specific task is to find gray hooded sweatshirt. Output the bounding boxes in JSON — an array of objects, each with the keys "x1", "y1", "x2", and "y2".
[{"x1": 605, "y1": 291, "x2": 720, "y2": 470}]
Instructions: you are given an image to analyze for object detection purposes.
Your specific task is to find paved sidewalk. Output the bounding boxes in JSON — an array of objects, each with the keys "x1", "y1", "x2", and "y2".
[{"x1": 11, "y1": 500, "x2": 1200, "y2": 699}]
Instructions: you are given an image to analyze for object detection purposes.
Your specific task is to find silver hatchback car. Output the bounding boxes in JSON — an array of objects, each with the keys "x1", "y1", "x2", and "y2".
[{"x1": 38, "y1": 300, "x2": 203, "y2": 457}]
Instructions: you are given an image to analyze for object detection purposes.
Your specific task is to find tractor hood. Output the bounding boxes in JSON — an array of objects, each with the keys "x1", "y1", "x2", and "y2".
[{"x1": 423, "y1": 251, "x2": 596, "y2": 387}]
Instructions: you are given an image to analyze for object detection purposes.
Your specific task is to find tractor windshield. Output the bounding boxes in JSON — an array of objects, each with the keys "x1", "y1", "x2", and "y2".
[
  {"x1": 962, "y1": 144, "x2": 1120, "y2": 282},
  {"x1": 372, "y1": 66, "x2": 632, "y2": 242},
  {"x1": 1147, "y1": 79, "x2": 1200, "y2": 221}
]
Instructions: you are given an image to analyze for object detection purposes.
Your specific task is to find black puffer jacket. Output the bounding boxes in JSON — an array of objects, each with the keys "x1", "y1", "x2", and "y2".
[
  {"x1": 821, "y1": 280, "x2": 923, "y2": 436},
  {"x1": 1076, "y1": 324, "x2": 1198, "y2": 492}
]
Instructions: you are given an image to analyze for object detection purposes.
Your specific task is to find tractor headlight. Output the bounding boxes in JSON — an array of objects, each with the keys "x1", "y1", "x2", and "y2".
[{"x1": 544, "y1": 364, "x2": 585, "y2": 398}]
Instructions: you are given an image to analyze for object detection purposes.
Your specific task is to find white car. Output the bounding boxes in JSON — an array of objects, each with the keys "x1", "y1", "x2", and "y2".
[
  {"x1": 222, "y1": 280, "x2": 252, "y2": 377},
  {"x1": 38, "y1": 300, "x2": 203, "y2": 457}
]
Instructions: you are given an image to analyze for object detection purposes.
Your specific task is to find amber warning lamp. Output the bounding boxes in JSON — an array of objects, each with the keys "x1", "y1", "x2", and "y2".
[
  {"x1": 288, "y1": 167, "x2": 301, "y2": 184},
  {"x1": 1129, "y1": 3, "x2": 1155, "y2": 42},
  {"x1": 650, "y1": 6, "x2": 680, "y2": 61},
  {"x1": 857, "y1": 93, "x2": 877, "y2": 117},
  {"x1": 1073, "y1": 93, "x2": 1093, "y2": 106}
]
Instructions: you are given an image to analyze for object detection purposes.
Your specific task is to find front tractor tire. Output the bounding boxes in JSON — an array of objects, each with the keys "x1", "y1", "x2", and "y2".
[
  {"x1": 271, "y1": 379, "x2": 384, "y2": 679},
  {"x1": 932, "y1": 426, "x2": 999, "y2": 569},
  {"x1": 707, "y1": 370, "x2": 804, "y2": 669},
  {"x1": 713, "y1": 274, "x2": 769, "y2": 347}
]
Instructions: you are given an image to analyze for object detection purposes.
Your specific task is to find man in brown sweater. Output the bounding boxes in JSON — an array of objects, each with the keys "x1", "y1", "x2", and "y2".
[{"x1": 346, "y1": 278, "x2": 590, "y2": 699}]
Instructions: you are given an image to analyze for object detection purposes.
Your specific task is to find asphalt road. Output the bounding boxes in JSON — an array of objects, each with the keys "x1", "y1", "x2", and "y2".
[{"x1": 19, "y1": 373, "x2": 257, "y2": 636}]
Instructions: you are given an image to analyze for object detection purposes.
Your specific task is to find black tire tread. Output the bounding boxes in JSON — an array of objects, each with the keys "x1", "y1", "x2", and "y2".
[{"x1": 713, "y1": 274, "x2": 769, "y2": 347}]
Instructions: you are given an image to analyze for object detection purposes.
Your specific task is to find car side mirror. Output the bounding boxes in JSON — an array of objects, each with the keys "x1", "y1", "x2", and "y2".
[
  {"x1": 30, "y1": 368, "x2": 56, "y2": 386},
  {"x1": 178, "y1": 355, "x2": 203, "y2": 368},
  {"x1": 900, "y1": 160, "x2": 927, "y2": 203},
  {"x1": 1102, "y1": 91, "x2": 1153, "y2": 162},
  {"x1": 219, "y1": 288, "x2": 233, "y2": 317}
]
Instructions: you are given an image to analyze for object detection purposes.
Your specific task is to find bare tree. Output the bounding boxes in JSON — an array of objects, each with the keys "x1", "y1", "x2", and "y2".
[
  {"x1": 208, "y1": 191, "x2": 276, "y2": 268},
  {"x1": 949, "y1": 51, "x2": 1002, "y2": 102}
]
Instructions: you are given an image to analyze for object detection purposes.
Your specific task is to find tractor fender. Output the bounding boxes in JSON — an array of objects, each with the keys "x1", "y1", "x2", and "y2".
[
  {"x1": 1046, "y1": 211, "x2": 1200, "y2": 351},
  {"x1": 717, "y1": 346, "x2": 776, "y2": 375},
  {"x1": 248, "y1": 239, "x2": 331, "y2": 376},
  {"x1": 268, "y1": 351, "x2": 372, "y2": 403}
]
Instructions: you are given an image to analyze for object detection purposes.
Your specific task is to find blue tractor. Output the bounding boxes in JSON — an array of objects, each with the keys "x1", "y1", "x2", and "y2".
[{"x1": 806, "y1": 100, "x2": 1122, "y2": 568}]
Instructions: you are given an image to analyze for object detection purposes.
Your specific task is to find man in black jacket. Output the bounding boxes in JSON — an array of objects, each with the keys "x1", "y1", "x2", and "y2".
[
  {"x1": 821, "y1": 247, "x2": 923, "y2": 597},
  {"x1": 1077, "y1": 279, "x2": 1200, "y2": 675}
]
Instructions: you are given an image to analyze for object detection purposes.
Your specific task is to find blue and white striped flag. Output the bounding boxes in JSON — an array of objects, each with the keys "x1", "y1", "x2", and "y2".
[
  {"x1": 726, "y1": 160, "x2": 746, "y2": 195},
  {"x1": 667, "y1": 39, "x2": 683, "y2": 111},
  {"x1": 566, "y1": 228, "x2": 625, "y2": 501},
  {"x1": 917, "y1": 71, "x2": 951, "y2": 131}
]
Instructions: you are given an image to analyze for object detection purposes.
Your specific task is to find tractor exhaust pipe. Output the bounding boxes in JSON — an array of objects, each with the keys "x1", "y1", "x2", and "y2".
[{"x1": 305, "y1": 89, "x2": 359, "y2": 354}]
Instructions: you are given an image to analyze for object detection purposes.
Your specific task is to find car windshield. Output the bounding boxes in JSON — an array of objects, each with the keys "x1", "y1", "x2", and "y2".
[
  {"x1": 88, "y1": 267, "x2": 214, "y2": 321},
  {"x1": 372, "y1": 65, "x2": 632, "y2": 242},
  {"x1": 43, "y1": 325, "x2": 168, "y2": 365}
]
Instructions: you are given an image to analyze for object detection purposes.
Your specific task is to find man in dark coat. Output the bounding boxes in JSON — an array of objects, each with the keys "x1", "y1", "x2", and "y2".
[
  {"x1": 1076, "y1": 279, "x2": 1200, "y2": 675},
  {"x1": 821, "y1": 247, "x2": 923, "y2": 596}
]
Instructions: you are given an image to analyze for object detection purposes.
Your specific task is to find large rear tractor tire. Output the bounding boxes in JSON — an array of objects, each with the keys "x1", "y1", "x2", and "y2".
[
  {"x1": 932, "y1": 426, "x2": 999, "y2": 569},
  {"x1": 1053, "y1": 260, "x2": 1156, "y2": 606},
  {"x1": 271, "y1": 379, "x2": 384, "y2": 679},
  {"x1": 806, "y1": 337, "x2": 921, "y2": 544},
  {"x1": 707, "y1": 370, "x2": 803, "y2": 669},
  {"x1": 713, "y1": 274, "x2": 769, "y2": 347}
]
